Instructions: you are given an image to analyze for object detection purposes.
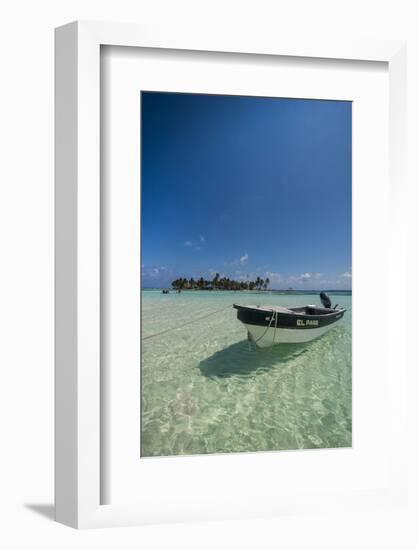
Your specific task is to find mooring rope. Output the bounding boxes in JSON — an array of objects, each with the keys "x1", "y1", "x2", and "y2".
[
  {"x1": 273, "y1": 309, "x2": 278, "y2": 344},
  {"x1": 254, "y1": 309, "x2": 276, "y2": 344},
  {"x1": 142, "y1": 305, "x2": 231, "y2": 341}
]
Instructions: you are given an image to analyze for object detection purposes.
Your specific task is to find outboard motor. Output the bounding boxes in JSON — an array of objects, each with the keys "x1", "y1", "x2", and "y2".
[{"x1": 320, "y1": 291, "x2": 332, "y2": 309}]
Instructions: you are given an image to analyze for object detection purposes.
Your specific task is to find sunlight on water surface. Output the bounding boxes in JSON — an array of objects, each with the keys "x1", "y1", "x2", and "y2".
[{"x1": 141, "y1": 290, "x2": 352, "y2": 457}]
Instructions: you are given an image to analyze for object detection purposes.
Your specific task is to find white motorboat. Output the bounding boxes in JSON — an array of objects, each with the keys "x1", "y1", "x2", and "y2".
[{"x1": 233, "y1": 292, "x2": 346, "y2": 348}]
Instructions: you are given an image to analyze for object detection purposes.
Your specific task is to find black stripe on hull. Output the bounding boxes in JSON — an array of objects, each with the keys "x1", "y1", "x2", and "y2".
[{"x1": 234, "y1": 305, "x2": 345, "y2": 330}]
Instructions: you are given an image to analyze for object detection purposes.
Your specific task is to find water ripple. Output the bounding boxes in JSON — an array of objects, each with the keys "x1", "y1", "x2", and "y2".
[{"x1": 141, "y1": 291, "x2": 352, "y2": 457}]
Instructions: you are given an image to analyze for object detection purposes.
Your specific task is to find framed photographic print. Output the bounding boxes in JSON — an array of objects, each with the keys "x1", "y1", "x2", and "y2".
[
  {"x1": 139, "y1": 90, "x2": 353, "y2": 458},
  {"x1": 55, "y1": 22, "x2": 408, "y2": 528}
]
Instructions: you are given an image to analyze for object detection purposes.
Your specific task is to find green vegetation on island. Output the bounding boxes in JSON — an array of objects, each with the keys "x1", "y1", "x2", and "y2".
[{"x1": 171, "y1": 273, "x2": 270, "y2": 291}]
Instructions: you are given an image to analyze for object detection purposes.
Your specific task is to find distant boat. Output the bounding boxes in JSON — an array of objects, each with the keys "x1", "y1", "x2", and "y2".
[{"x1": 233, "y1": 292, "x2": 346, "y2": 347}]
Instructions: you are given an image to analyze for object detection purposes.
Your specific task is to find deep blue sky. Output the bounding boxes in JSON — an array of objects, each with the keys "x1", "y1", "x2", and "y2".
[{"x1": 141, "y1": 92, "x2": 351, "y2": 290}]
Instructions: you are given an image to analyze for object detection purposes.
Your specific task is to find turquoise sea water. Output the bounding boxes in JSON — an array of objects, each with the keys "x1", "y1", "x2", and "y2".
[{"x1": 141, "y1": 290, "x2": 352, "y2": 457}]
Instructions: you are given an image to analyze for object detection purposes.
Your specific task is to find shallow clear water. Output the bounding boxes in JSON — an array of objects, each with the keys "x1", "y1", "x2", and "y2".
[{"x1": 141, "y1": 290, "x2": 352, "y2": 457}]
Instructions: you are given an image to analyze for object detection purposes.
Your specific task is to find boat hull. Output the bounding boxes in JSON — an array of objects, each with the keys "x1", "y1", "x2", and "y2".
[
  {"x1": 234, "y1": 303, "x2": 346, "y2": 348},
  {"x1": 244, "y1": 321, "x2": 341, "y2": 347}
]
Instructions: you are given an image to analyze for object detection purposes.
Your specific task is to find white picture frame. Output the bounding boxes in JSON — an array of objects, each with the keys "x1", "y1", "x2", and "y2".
[{"x1": 55, "y1": 21, "x2": 407, "y2": 529}]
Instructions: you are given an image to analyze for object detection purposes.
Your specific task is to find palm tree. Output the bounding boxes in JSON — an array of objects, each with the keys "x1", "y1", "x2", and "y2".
[{"x1": 172, "y1": 274, "x2": 271, "y2": 292}]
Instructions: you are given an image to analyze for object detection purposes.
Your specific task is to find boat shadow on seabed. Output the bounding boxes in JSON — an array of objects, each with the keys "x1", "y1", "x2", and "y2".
[{"x1": 198, "y1": 339, "x2": 312, "y2": 379}]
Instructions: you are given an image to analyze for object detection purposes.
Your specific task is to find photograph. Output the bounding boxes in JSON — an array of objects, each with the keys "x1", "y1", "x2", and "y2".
[{"x1": 141, "y1": 91, "x2": 352, "y2": 457}]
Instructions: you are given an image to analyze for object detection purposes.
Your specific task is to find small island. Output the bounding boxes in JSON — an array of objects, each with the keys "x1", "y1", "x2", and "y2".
[{"x1": 171, "y1": 273, "x2": 270, "y2": 291}]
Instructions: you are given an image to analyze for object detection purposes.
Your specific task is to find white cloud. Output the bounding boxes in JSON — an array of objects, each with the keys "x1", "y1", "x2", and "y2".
[
  {"x1": 199, "y1": 234, "x2": 205, "y2": 243},
  {"x1": 184, "y1": 240, "x2": 193, "y2": 247},
  {"x1": 195, "y1": 246, "x2": 201, "y2": 251},
  {"x1": 142, "y1": 265, "x2": 168, "y2": 279},
  {"x1": 232, "y1": 270, "x2": 282, "y2": 285},
  {"x1": 240, "y1": 253, "x2": 249, "y2": 265},
  {"x1": 286, "y1": 272, "x2": 315, "y2": 285},
  {"x1": 280, "y1": 271, "x2": 352, "y2": 289},
  {"x1": 265, "y1": 271, "x2": 283, "y2": 284}
]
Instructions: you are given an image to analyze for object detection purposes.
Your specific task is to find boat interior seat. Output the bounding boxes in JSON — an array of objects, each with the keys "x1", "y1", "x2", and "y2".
[
  {"x1": 266, "y1": 305, "x2": 295, "y2": 314},
  {"x1": 306, "y1": 306, "x2": 334, "y2": 315}
]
